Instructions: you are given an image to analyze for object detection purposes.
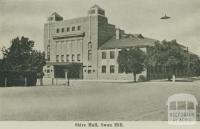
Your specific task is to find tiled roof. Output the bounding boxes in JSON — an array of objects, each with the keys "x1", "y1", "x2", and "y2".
[{"x1": 99, "y1": 35, "x2": 157, "y2": 50}]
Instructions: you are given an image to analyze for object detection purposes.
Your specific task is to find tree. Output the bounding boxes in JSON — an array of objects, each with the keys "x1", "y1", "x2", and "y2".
[
  {"x1": 117, "y1": 47, "x2": 146, "y2": 82},
  {"x1": 188, "y1": 54, "x2": 200, "y2": 76},
  {"x1": 146, "y1": 39, "x2": 200, "y2": 80},
  {"x1": 1, "y1": 36, "x2": 46, "y2": 75}
]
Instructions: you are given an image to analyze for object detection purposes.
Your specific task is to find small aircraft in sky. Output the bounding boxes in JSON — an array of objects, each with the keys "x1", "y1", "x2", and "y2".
[{"x1": 160, "y1": 14, "x2": 171, "y2": 19}]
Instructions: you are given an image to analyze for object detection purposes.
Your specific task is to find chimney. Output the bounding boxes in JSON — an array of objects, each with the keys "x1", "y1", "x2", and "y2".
[
  {"x1": 116, "y1": 28, "x2": 120, "y2": 40},
  {"x1": 116, "y1": 28, "x2": 125, "y2": 40}
]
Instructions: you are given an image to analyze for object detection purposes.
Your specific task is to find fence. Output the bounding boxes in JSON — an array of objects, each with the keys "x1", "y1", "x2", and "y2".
[{"x1": 0, "y1": 71, "x2": 37, "y2": 87}]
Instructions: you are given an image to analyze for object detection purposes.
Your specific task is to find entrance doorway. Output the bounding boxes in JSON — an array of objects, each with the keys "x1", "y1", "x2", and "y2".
[{"x1": 54, "y1": 63, "x2": 83, "y2": 79}]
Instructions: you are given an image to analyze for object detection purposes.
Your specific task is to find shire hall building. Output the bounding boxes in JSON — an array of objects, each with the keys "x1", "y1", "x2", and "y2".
[{"x1": 43, "y1": 5, "x2": 156, "y2": 81}]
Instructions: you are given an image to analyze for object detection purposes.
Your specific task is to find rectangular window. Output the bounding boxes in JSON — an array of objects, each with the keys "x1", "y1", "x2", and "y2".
[
  {"x1": 56, "y1": 28, "x2": 59, "y2": 33},
  {"x1": 77, "y1": 54, "x2": 80, "y2": 61},
  {"x1": 56, "y1": 55, "x2": 59, "y2": 62},
  {"x1": 98, "y1": 9, "x2": 105, "y2": 15},
  {"x1": 102, "y1": 65, "x2": 106, "y2": 73},
  {"x1": 110, "y1": 51, "x2": 115, "y2": 59},
  {"x1": 67, "y1": 27, "x2": 70, "y2": 32},
  {"x1": 72, "y1": 26, "x2": 75, "y2": 31},
  {"x1": 72, "y1": 54, "x2": 75, "y2": 62},
  {"x1": 88, "y1": 42, "x2": 92, "y2": 49},
  {"x1": 47, "y1": 69, "x2": 50, "y2": 73},
  {"x1": 110, "y1": 65, "x2": 115, "y2": 73},
  {"x1": 88, "y1": 70, "x2": 92, "y2": 74},
  {"x1": 88, "y1": 50, "x2": 92, "y2": 61},
  {"x1": 66, "y1": 54, "x2": 70, "y2": 62},
  {"x1": 102, "y1": 52, "x2": 106, "y2": 59},
  {"x1": 61, "y1": 28, "x2": 64, "y2": 32},
  {"x1": 77, "y1": 25, "x2": 81, "y2": 30},
  {"x1": 61, "y1": 55, "x2": 64, "y2": 62}
]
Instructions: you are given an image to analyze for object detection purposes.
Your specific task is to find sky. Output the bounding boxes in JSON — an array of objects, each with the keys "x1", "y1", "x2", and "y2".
[{"x1": 0, "y1": 0, "x2": 200, "y2": 57}]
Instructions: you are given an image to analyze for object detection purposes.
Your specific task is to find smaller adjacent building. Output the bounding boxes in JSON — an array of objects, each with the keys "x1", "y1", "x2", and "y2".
[{"x1": 97, "y1": 32, "x2": 156, "y2": 80}]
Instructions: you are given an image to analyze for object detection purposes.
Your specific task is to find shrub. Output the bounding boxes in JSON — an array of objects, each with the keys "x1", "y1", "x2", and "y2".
[{"x1": 138, "y1": 75, "x2": 147, "y2": 82}]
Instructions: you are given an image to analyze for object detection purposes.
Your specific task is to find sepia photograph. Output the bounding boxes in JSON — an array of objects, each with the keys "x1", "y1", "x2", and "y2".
[{"x1": 0, "y1": 0, "x2": 200, "y2": 128}]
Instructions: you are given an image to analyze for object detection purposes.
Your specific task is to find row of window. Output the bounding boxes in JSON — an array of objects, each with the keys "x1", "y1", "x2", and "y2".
[
  {"x1": 101, "y1": 65, "x2": 115, "y2": 73},
  {"x1": 55, "y1": 52, "x2": 91, "y2": 62},
  {"x1": 56, "y1": 54, "x2": 81, "y2": 62},
  {"x1": 102, "y1": 51, "x2": 115, "y2": 59},
  {"x1": 88, "y1": 9, "x2": 105, "y2": 16},
  {"x1": 84, "y1": 69, "x2": 95, "y2": 74},
  {"x1": 44, "y1": 69, "x2": 53, "y2": 73},
  {"x1": 56, "y1": 25, "x2": 81, "y2": 33}
]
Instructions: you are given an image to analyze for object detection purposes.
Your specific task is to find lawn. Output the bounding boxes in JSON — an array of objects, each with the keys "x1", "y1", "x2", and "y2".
[{"x1": 0, "y1": 81, "x2": 200, "y2": 121}]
